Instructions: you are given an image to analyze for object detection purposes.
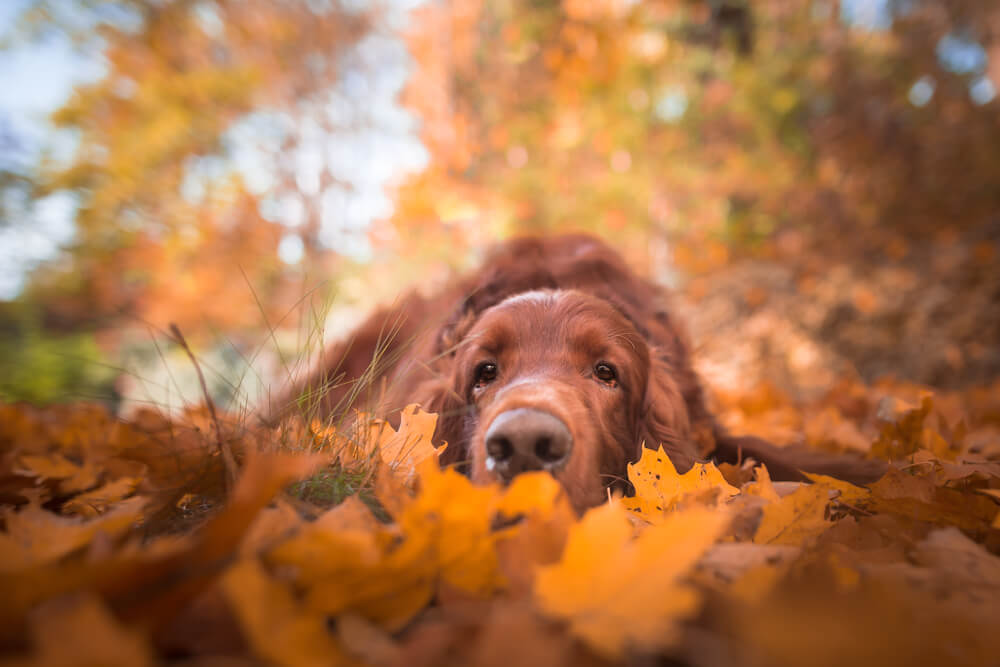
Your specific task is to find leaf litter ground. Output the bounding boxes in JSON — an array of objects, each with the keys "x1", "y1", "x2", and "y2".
[{"x1": 1, "y1": 379, "x2": 999, "y2": 667}]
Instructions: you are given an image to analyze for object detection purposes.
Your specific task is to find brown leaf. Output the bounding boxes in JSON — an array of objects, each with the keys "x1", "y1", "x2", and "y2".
[
  {"x1": 62, "y1": 477, "x2": 142, "y2": 518},
  {"x1": 19, "y1": 594, "x2": 155, "y2": 667},
  {"x1": 0, "y1": 497, "x2": 146, "y2": 572},
  {"x1": 870, "y1": 394, "x2": 934, "y2": 460},
  {"x1": 868, "y1": 467, "x2": 999, "y2": 533}
]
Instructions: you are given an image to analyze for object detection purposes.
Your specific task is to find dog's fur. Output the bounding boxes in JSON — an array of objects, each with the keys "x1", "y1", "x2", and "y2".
[{"x1": 270, "y1": 235, "x2": 884, "y2": 510}]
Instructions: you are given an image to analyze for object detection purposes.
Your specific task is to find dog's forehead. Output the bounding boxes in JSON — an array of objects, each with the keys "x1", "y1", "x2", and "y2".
[
  {"x1": 479, "y1": 289, "x2": 636, "y2": 336},
  {"x1": 497, "y1": 289, "x2": 564, "y2": 308}
]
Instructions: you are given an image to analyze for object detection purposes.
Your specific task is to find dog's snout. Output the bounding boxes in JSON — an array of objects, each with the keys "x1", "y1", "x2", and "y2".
[{"x1": 484, "y1": 408, "x2": 572, "y2": 479}]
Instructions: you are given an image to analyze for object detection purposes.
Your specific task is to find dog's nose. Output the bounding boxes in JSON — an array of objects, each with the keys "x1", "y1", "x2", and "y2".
[{"x1": 484, "y1": 408, "x2": 573, "y2": 479}]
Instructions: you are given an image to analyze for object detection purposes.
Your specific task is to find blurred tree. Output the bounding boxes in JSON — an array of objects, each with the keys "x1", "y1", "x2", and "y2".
[
  {"x1": 390, "y1": 0, "x2": 1000, "y2": 276},
  {"x1": 15, "y1": 0, "x2": 373, "y2": 334}
]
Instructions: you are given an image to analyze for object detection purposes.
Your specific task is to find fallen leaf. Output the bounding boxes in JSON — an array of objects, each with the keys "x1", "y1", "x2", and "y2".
[
  {"x1": 21, "y1": 594, "x2": 155, "y2": 667},
  {"x1": 868, "y1": 467, "x2": 998, "y2": 533},
  {"x1": 870, "y1": 394, "x2": 933, "y2": 460},
  {"x1": 698, "y1": 542, "x2": 801, "y2": 585},
  {"x1": 495, "y1": 473, "x2": 576, "y2": 596},
  {"x1": 222, "y1": 558, "x2": 350, "y2": 667},
  {"x1": 16, "y1": 453, "x2": 81, "y2": 480},
  {"x1": 534, "y1": 502, "x2": 728, "y2": 658},
  {"x1": 745, "y1": 464, "x2": 782, "y2": 503},
  {"x1": 314, "y1": 494, "x2": 382, "y2": 533},
  {"x1": 374, "y1": 460, "x2": 413, "y2": 519},
  {"x1": 62, "y1": 477, "x2": 141, "y2": 518},
  {"x1": 623, "y1": 445, "x2": 738, "y2": 521},
  {"x1": 373, "y1": 404, "x2": 447, "y2": 474},
  {"x1": 336, "y1": 612, "x2": 402, "y2": 666},
  {"x1": 753, "y1": 483, "x2": 831, "y2": 546},
  {"x1": 495, "y1": 470, "x2": 566, "y2": 520},
  {"x1": 239, "y1": 499, "x2": 303, "y2": 556},
  {"x1": 803, "y1": 472, "x2": 870, "y2": 506},
  {"x1": 0, "y1": 496, "x2": 146, "y2": 572},
  {"x1": 909, "y1": 450, "x2": 1000, "y2": 485},
  {"x1": 399, "y1": 458, "x2": 503, "y2": 597}
]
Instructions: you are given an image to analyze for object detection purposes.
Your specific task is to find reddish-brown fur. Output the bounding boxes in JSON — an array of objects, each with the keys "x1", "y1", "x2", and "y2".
[{"x1": 269, "y1": 235, "x2": 884, "y2": 510}]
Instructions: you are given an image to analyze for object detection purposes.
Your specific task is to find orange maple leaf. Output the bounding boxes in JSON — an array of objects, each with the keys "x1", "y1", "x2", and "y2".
[{"x1": 623, "y1": 445, "x2": 738, "y2": 521}]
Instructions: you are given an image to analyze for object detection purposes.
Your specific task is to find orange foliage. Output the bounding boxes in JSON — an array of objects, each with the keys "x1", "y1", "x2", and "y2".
[{"x1": 2, "y1": 374, "x2": 1000, "y2": 664}]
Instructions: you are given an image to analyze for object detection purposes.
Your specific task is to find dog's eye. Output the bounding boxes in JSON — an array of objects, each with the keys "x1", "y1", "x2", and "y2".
[
  {"x1": 594, "y1": 362, "x2": 618, "y2": 385},
  {"x1": 474, "y1": 361, "x2": 498, "y2": 388}
]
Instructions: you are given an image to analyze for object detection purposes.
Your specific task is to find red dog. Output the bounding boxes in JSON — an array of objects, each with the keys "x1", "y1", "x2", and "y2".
[{"x1": 270, "y1": 235, "x2": 883, "y2": 510}]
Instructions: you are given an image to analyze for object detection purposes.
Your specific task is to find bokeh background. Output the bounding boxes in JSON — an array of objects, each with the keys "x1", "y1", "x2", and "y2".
[{"x1": 1, "y1": 0, "x2": 997, "y2": 414}]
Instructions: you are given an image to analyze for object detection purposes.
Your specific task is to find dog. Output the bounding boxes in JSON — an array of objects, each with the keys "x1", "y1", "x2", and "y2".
[{"x1": 269, "y1": 235, "x2": 884, "y2": 510}]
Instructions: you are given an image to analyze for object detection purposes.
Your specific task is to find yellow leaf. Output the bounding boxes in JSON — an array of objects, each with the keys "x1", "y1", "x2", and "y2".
[
  {"x1": 753, "y1": 483, "x2": 830, "y2": 546},
  {"x1": 534, "y1": 502, "x2": 728, "y2": 658},
  {"x1": 222, "y1": 559, "x2": 351, "y2": 667},
  {"x1": 495, "y1": 470, "x2": 566, "y2": 520},
  {"x1": 369, "y1": 405, "x2": 446, "y2": 477},
  {"x1": 239, "y1": 500, "x2": 303, "y2": 556},
  {"x1": 982, "y1": 489, "x2": 1000, "y2": 529},
  {"x1": 272, "y1": 459, "x2": 502, "y2": 631},
  {"x1": 374, "y1": 460, "x2": 412, "y2": 520},
  {"x1": 302, "y1": 531, "x2": 436, "y2": 632},
  {"x1": 267, "y1": 492, "x2": 433, "y2": 630},
  {"x1": 266, "y1": 521, "x2": 382, "y2": 586},
  {"x1": 623, "y1": 445, "x2": 738, "y2": 521},
  {"x1": 399, "y1": 457, "x2": 503, "y2": 596},
  {"x1": 745, "y1": 465, "x2": 782, "y2": 503},
  {"x1": 495, "y1": 473, "x2": 576, "y2": 595},
  {"x1": 314, "y1": 495, "x2": 381, "y2": 534},
  {"x1": 804, "y1": 472, "x2": 870, "y2": 506}
]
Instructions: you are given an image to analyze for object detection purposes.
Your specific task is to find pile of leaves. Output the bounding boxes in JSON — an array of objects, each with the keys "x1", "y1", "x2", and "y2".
[{"x1": 1, "y1": 380, "x2": 999, "y2": 667}]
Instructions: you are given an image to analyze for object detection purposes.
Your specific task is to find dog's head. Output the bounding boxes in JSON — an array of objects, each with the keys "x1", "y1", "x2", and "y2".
[{"x1": 420, "y1": 288, "x2": 700, "y2": 511}]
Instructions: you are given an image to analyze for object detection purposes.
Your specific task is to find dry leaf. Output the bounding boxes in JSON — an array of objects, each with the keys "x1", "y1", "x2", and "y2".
[
  {"x1": 745, "y1": 464, "x2": 782, "y2": 503},
  {"x1": 373, "y1": 405, "x2": 447, "y2": 473},
  {"x1": 753, "y1": 483, "x2": 831, "y2": 545},
  {"x1": 20, "y1": 594, "x2": 155, "y2": 667},
  {"x1": 222, "y1": 558, "x2": 351, "y2": 667},
  {"x1": 534, "y1": 502, "x2": 728, "y2": 658},
  {"x1": 623, "y1": 445, "x2": 738, "y2": 521},
  {"x1": 803, "y1": 472, "x2": 870, "y2": 506},
  {"x1": 869, "y1": 467, "x2": 999, "y2": 532},
  {"x1": 62, "y1": 477, "x2": 141, "y2": 518},
  {"x1": 0, "y1": 496, "x2": 146, "y2": 572}
]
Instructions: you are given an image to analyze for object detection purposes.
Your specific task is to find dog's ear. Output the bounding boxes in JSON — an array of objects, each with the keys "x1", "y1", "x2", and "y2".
[
  {"x1": 636, "y1": 350, "x2": 709, "y2": 472},
  {"x1": 436, "y1": 306, "x2": 479, "y2": 356}
]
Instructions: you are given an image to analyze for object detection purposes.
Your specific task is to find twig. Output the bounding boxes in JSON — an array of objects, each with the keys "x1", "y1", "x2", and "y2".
[{"x1": 169, "y1": 323, "x2": 239, "y2": 493}]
